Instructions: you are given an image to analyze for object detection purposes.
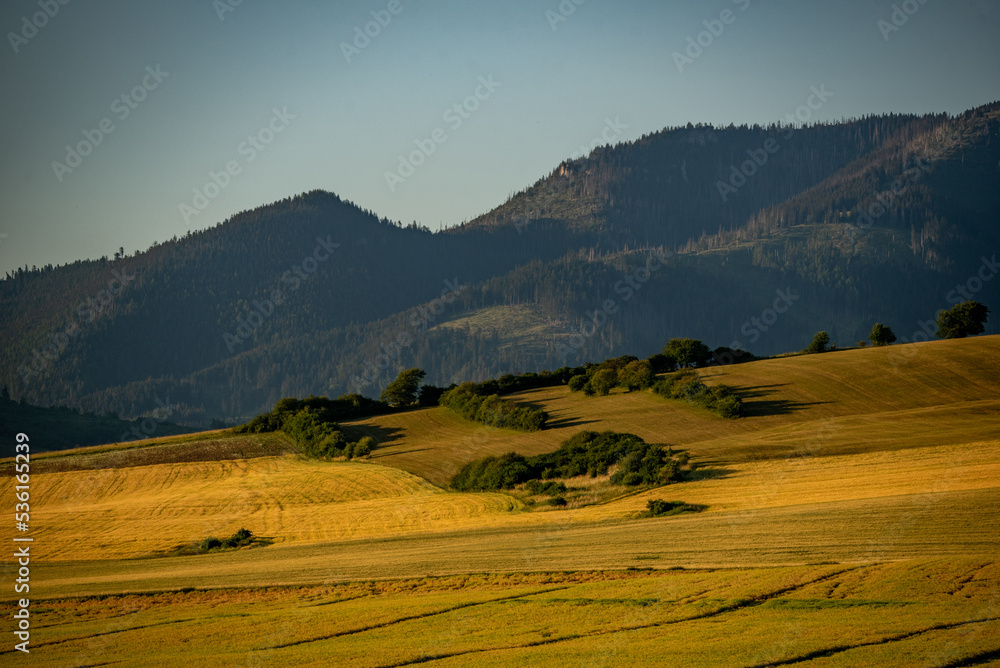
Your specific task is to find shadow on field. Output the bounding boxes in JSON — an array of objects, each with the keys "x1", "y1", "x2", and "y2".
[
  {"x1": 685, "y1": 466, "x2": 738, "y2": 482},
  {"x1": 543, "y1": 415, "x2": 599, "y2": 429},
  {"x1": 340, "y1": 425, "x2": 406, "y2": 449},
  {"x1": 369, "y1": 448, "x2": 433, "y2": 460},
  {"x1": 732, "y1": 384, "x2": 830, "y2": 417}
]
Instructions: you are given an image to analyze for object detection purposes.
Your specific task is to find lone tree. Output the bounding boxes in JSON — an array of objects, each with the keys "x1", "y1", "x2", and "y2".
[
  {"x1": 380, "y1": 368, "x2": 426, "y2": 407},
  {"x1": 869, "y1": 323, "x2": 897, "y2": 347},
  {"x1": 806, "y1": 331, "x2": 831, "y2": 354},
  {"x1": 664, "y1": 338, "x2": 711, "y2": 367},
  {"x1": 936, "y1": 301, "x2": 990, "y2": 339}
]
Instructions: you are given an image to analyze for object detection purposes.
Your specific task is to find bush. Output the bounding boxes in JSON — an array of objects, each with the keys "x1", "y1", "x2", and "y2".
[
  {"x1": 199, "y1": 528, "x2": 254, "y2": 553},
  {"x1": 453, "y1": 431, "x2": 692, "y2": 491},
  {"x1": 589, "y1": 369, "x2": 618, "y2": 396},
  {"x1": 619, "y1": 360, "x2": 654, "y2": 391},
  {"x1": 352, "y1": 436, "x2": 375, "y2": 458},
  {"x1": 652, "y1": 370, "x2": 743, "y2": 418},
  {"x1": 525, "y1": 480, "x2": 567, "y2": 496},
  {"x1": 568, "y1": 375, "x2": 589, "y2": 392},
  {"x1": 549, "y1": 496, "x2": 568, "y2": 507},
  {"x1": 200, "y1": 537, "x2": 222, "y2": 551},
  {"x1": 439, "y1": 384, "x2": 548, "y2": 432},
  {"x1": 451, "y1": 452, "x2": 533, "y2": 491},
  {"x1": 645, "y1": 500, "x2": 694, "y2": 517}
]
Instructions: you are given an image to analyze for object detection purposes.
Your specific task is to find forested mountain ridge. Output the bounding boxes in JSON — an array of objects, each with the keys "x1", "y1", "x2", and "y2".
[{"x1": 2, "y1": 103, "x2": 997, "y2": 426}]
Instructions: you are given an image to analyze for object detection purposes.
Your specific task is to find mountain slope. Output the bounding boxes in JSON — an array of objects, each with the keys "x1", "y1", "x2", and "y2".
[{"x1": 2, "y1": 103, "x2": 998, "y2": 424}]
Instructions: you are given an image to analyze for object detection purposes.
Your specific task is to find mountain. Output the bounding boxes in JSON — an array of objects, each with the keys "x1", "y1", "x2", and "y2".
[{"x1": 2, "y1": 102, "x2": 998, "y2": 426}]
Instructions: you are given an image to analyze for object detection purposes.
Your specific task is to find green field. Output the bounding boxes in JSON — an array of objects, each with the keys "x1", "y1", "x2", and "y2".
[{"x1": 3, "y1": 337, "x2": 999, "y2": 666}]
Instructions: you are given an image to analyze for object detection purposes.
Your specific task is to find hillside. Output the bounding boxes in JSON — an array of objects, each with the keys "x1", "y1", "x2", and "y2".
[
  {"x1": 3, "y1": 337, "x2": 999, "y2": 666},
  {"x1": 2, "y1": 104, "x2": 998, "y2": 428},
  {"x1": 5, "y1": 336, "x2": 997, "y2": 570},
  {"x1": 345, "y1": 336, "x2": 1000, "y2": 485}
]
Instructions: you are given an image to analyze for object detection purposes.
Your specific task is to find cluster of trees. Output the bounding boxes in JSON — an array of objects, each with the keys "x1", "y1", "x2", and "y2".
[
  {"x1": 450, "y1": 431, "x2": 692, "y2": 492},
  {"x1": 566, "y1": 339, "x2": 752, "y2": 401},
  {"x1": 235, "y1": 396, "x2": 375, "y2": 459},
  {"x1": 438, "y1": 383, "x2": 548, "y2": 432},
  {"x1": 199, "y1": 528, "x2": 255, "y2": 553},
  {"x1": 651, "y1": 370, "x2": 744, "y2": 419}
]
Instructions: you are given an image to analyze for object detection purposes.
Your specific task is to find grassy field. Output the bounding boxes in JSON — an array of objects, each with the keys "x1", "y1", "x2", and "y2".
[
  {"x1": 9, "y1": 562, "x2": 999, "y2": 667},
  {"x1": 2, "y1": 337, "x2": 998, "y2": 665},
  {"x1": 349, "y1": 336, "x2": 1000, "y2": 485}
]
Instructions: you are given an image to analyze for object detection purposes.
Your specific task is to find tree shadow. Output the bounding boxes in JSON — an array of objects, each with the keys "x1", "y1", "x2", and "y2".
[
  {"x1": 684, "y1": 466, "x2": 738, "y2": 482},
  {"x1": 368, "y1": 448, "x2": 433, "y2": 460},
  {"x1": 340, "y1": 424, "x2": 405, "y2": 449},
  {"x1": 541, "y1": 416, "x2": 600, "y2": 430},
  {"x1": 730, "y1": 384, "x2": 831, "y2": 417}
]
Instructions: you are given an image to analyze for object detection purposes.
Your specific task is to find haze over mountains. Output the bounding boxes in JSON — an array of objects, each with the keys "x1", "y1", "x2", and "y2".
[{"x1": 2, "y1": 101, "x2": 998, "y2": 427}]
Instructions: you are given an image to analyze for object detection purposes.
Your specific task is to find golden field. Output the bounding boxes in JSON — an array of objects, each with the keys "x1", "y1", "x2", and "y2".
[{"x1": 2, "y1": 336, "x2": 999, "y2": 666}]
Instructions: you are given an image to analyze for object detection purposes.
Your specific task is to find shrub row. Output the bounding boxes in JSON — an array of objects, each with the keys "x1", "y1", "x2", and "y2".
[
  {"x1": 652, "y1": 369, "x2": 744, "y2": 419},
  {"x1": 235, "y1": 398, "x2": 375, "y2": 459},
  {"x1": 450, "y1": 430, "x2": 691, "y2": 491},
  {"x1": 439, "y1": 383, "x2": 548, "y2": 432}
]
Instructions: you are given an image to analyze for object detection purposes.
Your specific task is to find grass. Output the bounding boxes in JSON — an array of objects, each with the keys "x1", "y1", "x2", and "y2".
[{"x1": 2, "y1": 336, "x2": 999, "y2": 665}]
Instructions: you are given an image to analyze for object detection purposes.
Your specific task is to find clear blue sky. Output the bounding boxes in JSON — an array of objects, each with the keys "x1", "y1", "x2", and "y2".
[{"x1": 1, "y1": 0, "x2": 998, "y2": 276}]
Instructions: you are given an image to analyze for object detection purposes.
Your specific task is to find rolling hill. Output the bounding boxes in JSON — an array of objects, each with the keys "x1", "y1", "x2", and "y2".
[
  {"x1": 2, "y1": 337, "x2": 998, "y2": 666},
  {"x1": 2, "y1": 103, "x2": 998, "y2": 428}
]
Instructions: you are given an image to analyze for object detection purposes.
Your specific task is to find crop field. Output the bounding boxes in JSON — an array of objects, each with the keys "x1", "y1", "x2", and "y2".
[
  {"x1": 349, "y1": 337, "x2": 1000, "y2": 485},
  {"x1": 8, "y1": 562, "x2": 1000, "y2": 667},
  {"x1": 2, "y1": 337, "x2": 999, "y2": 665}
]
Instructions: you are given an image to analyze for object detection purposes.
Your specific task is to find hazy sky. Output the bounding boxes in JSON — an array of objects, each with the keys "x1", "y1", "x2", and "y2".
[{"x1": 1, "y1": 0, "x2": 998, "y2": 277}]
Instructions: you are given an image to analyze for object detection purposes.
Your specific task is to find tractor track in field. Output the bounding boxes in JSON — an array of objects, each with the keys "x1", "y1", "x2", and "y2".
[
  {"x1": 267, "y1": 586, "x2": 576, "y2": 650},
  {"x1": 0, "y1": 617, "x2": 198, "y2": 654},
  {"x1": 376, "y1": 565, "x2": 865, "y2": 667},
  {"x1": 746, "y1": 617, "x2": 1000, "y2": 667}
]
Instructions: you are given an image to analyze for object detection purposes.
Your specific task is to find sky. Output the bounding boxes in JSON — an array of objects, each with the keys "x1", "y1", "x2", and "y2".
[{"x1": 0, "y1": 0, "x2": 998, "y2": 277}]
